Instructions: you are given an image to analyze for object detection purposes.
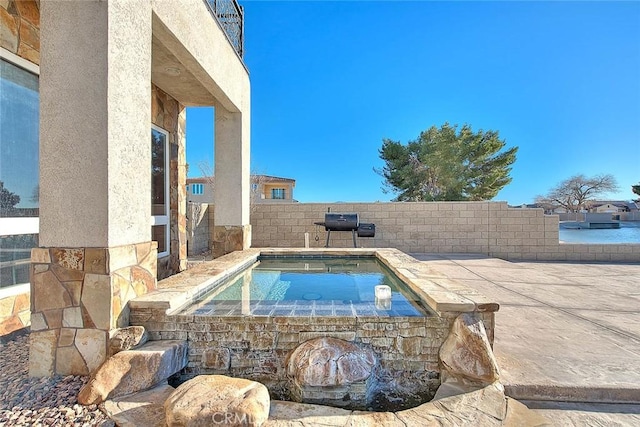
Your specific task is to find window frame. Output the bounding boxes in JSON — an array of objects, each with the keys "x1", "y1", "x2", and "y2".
[
  {"x1": 151, "y1": 124, "x2": 170, "y2": 258},
  {"x1": 271, "y1": 188, "x2": 286, "y2": 200},
  {"x1": 0, "y1": 48, "x2": 40, "y2": 294},
  {"x1": 192, "y1": 183, "x2": 204, "y2": 195}
]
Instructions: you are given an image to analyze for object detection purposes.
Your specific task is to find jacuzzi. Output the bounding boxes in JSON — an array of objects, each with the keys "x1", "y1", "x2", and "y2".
[{"x1": 129, "y1": 248, "x2": 497, "y2": 410}]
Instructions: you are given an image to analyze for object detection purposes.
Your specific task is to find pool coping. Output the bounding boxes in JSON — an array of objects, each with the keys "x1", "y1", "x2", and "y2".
[{"x1": 129, "y1": 248, "x2": 499, "y2": 316}]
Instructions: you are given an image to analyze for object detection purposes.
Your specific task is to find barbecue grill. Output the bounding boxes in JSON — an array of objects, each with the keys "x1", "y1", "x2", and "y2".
[{"x1": 314, "y1": 213, "x2": 375, "y2": 247}]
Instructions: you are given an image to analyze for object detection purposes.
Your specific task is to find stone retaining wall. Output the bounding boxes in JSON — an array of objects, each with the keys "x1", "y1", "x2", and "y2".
[
  {"x1": 130, "y1": 311, "x2": 452, "y2": 403},
  {"x1": 130, "y1": 308, "x2": 495, "y2": 407},
  {"x1": 250, "y1": 202, "x2": 640, "y2": 262}
]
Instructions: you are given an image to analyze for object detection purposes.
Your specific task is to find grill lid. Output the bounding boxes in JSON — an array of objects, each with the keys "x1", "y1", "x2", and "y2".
[{"x1": 323, "y1": 213, "x2": 359, "y2": 231}]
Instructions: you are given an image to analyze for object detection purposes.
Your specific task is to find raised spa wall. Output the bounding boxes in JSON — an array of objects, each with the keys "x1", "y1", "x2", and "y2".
[{"x1": 128, "y1": 248, "x2": 497, "y2": 408}]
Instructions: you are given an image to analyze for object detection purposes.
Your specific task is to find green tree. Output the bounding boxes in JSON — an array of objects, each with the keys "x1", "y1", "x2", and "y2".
[
  {"x1": 376, "y1": 123, "x2": 518, "y2": 201},
  {"x1": 632, "y1": 182, "x2": 640, "y2": 202},
  {"x1": 0, "y1": 181, "x2": 21, "y2": 213},
  {"x1": 535, "y1": 174, "x2": 619, "y2": 212}
]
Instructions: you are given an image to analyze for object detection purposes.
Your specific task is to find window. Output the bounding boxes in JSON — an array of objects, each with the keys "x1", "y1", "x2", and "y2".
[
  {"x1": 0, "y1": 50, "x2": 40, "y2": 290},
  {"x1": 151, "y1": 125, "x2": 170, "y2": 258},
  {"x1": 271, "y1": 188, "x2": 286, "y2": 200},
  {"x1": 192, "y1": 183, "x2": 204, "y2": 195}
]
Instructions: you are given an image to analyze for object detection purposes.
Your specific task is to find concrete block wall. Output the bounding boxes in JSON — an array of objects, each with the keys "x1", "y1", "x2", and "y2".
[
  {"x1": 250, "y1": 202, "x2": 640, "y2": 262},
  {"x1": 187, "y1": 203, "x2": 210, "y2": 256}
]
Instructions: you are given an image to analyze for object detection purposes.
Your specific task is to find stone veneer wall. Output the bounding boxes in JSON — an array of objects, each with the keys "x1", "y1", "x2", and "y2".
[
  {"x1": 212, "y1": 224, "x2": 251, "y2": 258},
  {"x1": 151, "y1": 84, "x2": 187, "y2": 278},
  {"x1": 130, "y1": 308, "x2": 494, "y2": 401},
  {"x1": 0, "y1": 0, "x2": 40, "y2": 64},
  {"x1": 29, "y1": 242, "x2": 157, "y2": 376},
  {"x1": 0, "y1": 291, "x2": 30, "y2": 337},
  {"x1": 251, "y1": 202, "x2": 640, "y2": 262},
  {"x1": 0, "y1": 0, "x2": 40, "y2": 337}
]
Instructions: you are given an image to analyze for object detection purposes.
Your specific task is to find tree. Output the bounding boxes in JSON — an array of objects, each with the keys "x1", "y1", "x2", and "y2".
[
  {"x1": 632, "y1": 182, "x2": 640, "y2": 202},
  {"x1": 535, "y1": 174, "x2": 619, "y2": 212},
  {"x1": 0, "y1": 181, "x2": 20, "y2": 213},
  {"x1": 376, "y1": 123, "x2": 518, "y2": 201},
  {"x1": 31, "y1": 185, "x2": 39, "y2": 203}
]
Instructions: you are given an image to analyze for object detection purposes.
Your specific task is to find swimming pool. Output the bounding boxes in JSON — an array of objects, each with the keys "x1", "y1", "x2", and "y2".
[
  {"x1": 130, "y1": 248, "x2": 496, "y2": 410},
  {"x1": 182, "y1": 256, "x2": 433, "y2": 317}
]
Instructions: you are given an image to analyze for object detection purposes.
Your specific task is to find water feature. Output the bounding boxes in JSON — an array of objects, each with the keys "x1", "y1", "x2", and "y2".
[
  {"x1": 559, "y1": 222, "x2": 640, "y2": 244},
  {"x1": 130, "y1": 248, "x2": 497, "y2": 411}
]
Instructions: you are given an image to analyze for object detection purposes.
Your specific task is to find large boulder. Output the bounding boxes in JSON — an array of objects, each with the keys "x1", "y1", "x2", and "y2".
[
  {"x1": 164, "y1": 375, "x2": 270, "y2": 427},
  {"x1": 109, "y1": 326, "x2": 149, "y2": 356},
  {"x1": 287, "y1": 337, "x2": 376, "y2": 387},
  {"x1": 101, "y1": 382, "x2": 175, "y2": 427},
  {"x1": 439, "y1": 313, "x2": 500, "y2": 385},
  {"x1": 78, "y1": 340, "x2": 188, "y2": 405},
  {"x1": 286, "y1": 337, "x2": 377, "y2": 408}
]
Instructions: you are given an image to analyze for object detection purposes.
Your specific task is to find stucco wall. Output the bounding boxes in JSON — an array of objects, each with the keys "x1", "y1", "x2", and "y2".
[
  {"x1": 0, "y1": 0, "x2": 40, "y2": 336},
  {"x1": 39, "y1": 0, "x2": 153, "y2": 248},
  {"x1": 250, "y1": 202, "x2": 640, "y2": 262}
]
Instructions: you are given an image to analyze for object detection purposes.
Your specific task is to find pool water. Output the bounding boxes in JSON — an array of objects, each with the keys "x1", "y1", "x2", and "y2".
[
  {"x1": 559, "y1": 222, "x2": 640, "y2": 244},
  {"x1": 183, "y1": 256, "x2": 432, "y2": 317}
]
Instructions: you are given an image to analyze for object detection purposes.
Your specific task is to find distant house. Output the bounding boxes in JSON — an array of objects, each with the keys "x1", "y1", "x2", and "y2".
[
  {"x1": 255, "y1": 175, "x2": 296, "y2": 203},
  {"x1": 187, "y1": 175, "x2": 296, "y2": 203},
  {"x1": 186, "y1": 177, "x2": 214, "y2": 203},
  {"x1": 587, "y1": 201, "x2": 638, "y2": 213},
  {"x1": 510, "y1": 201, "x2": 639, "y2": 216}
]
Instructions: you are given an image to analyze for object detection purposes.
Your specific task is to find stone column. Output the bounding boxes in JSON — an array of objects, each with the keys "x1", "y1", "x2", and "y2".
[
  {"x1": 213, "y1": 107, "x2": 251, "y2": 257},
  {"x1": 31, "y1": 0, "x2": 154, "y2": 376}
]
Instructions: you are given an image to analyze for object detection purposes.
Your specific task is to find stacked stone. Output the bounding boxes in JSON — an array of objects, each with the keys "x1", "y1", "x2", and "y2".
[
  {"x1": 29, "y1": 244, "x2": 157, "y2": 377},
  {"x1": 133, "y1": 308, "x2": 454, "y2": 404},
  {"x1": 0, "y1": 292, "x2": 30, "y2": 338},
  {"x1": 0, "y1": 334, "x2": 113, "y2": 426}
]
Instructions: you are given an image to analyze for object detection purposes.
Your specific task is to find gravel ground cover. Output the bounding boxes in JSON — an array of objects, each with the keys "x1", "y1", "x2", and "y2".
[{"x1": 0, "y1": 332, "x2": 113, "y2": 427}]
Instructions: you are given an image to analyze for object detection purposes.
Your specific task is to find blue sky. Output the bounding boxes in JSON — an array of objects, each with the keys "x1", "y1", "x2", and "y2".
[{"x1": 186, "y1": 0, "x2": 640, "y2": 205}]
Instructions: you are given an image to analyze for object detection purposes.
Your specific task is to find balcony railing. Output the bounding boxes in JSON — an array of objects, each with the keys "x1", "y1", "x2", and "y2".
[{"x1": 204, "y1": 0, "x2": 244, "y2": 59}]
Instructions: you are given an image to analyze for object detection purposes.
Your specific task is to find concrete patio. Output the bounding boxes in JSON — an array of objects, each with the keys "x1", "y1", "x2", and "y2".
[{"x1": 411, "y1": 253, "x2": 640, "y2": 425}]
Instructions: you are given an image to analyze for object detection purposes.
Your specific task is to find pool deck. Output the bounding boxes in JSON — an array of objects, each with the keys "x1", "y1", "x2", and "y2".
[
  {"x1": 411, "y1": 253, "x2": 640, "y2": 424},
  {"x1": 136, "y1": 249, "x2": 640, "y2": 425}
]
